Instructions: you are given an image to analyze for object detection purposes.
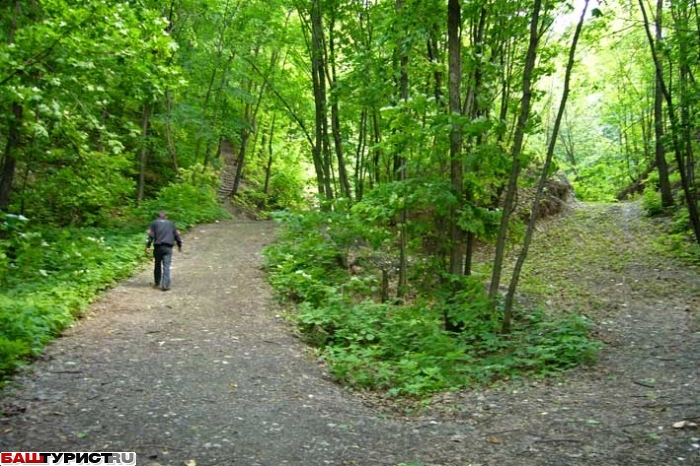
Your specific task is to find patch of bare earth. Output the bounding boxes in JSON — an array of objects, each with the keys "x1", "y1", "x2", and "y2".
[{"x1": 1, "y1": 206, "x2": 699, "y2": 466}]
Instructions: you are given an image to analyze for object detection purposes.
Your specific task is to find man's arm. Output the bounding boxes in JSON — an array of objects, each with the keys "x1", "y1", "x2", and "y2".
[
  {"x1": 145, "y1": 224, "x2": 155, "y2": 254},
  {"x1": 175, "y1": 227, "x2": 183, "y2": 252}
]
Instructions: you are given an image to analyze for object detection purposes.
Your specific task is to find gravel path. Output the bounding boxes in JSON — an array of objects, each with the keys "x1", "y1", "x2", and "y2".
[{"x1": 1, "y1": 213, "x2": 699, "y2": 466}]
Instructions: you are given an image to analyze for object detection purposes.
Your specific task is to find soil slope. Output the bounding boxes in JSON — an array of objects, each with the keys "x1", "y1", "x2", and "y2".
[{"x1": 1, "y1": 206, "x2": 699, "y2": 466}]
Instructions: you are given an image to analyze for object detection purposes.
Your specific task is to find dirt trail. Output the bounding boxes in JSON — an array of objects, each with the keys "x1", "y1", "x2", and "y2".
[{"x1": 1, "y1": 208, "x2": 699, "y2": 466}]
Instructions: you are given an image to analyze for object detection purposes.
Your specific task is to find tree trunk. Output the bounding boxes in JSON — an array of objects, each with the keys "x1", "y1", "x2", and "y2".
[
  {"x1": 327, "y1": 15, "x2": 352, "y2": 200},
  {"x1": 427, "y1": 21, "x2": 444, "y2": 106},
  {"x1": 137, "y1": 102, "x2": 151, "y2": 202},
  {"x1": 488, "y1": 0, "x2": 542, "y2": 304},
  {"x1": 165, "y1": 88, "x2": 179, "y2": 172},
  {"x1": 395, "y1": 0, "x2": 409, "y2": 299},
  {"x1": 0, "y1": 1, "x2": 23, "y2": 211},
  {"x1": 355, "y1": 108, "x2": 368, "y2": 201},
  {"x1": 462, "y1": 3, "x2": 487, "y2": 277},
  {"x1": 371, "y1": 109, "x2": 382, "y2": 187},
  {"x1": 309, "y1": 0, "x2": 333, "y2": 201},
  {"x1": 502, "y1": 0, "x2": 589, "y2": 333},
  {"x1": 671, "y1": 5, "x2": 697, "y2": 198},
  {"x1": 263, "y1": 115, "x2": 276, "y2": 195},
  {"x1": 0, "y1": 103, "x2": 22, "y2": 211},
  {"x1": 231, "y1": 78, "x2": 257, "y2": 198},
  {"x1": 639, "y1": 0, "x2": 700, "y2": 245},
  {"x1": 163, "y1": 0, "x2": 179, "y2": 172},
  {"x1": 447, "y1": 0, "x2": 463, "y2": 277}
]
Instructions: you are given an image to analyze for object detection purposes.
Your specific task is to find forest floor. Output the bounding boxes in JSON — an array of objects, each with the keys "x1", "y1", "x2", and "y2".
[{"x1": 1, "y1": 202, "x2": 699, "y2": 466}]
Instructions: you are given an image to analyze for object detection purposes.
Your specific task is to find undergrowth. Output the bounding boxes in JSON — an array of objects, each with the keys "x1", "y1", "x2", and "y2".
[
  {"x1": 264, "y1": 203, "x2": 600, "y2": 396},
  {"x1": 0, "y1": 168, "x2": 230, "y2": 380},
  {"x1": 641, "y1": 186, "x2": 700, "y2": 264}
]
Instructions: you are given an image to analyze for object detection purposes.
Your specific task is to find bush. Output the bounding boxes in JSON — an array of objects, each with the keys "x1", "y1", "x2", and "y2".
[
  {"x1": 0, "y1": 223, "x2": 148, "y2": 380},
  {"x1": 294, "y1": 296, "x2": 599, "y2": 396},
  {"x1": 264, "y1": 207, "x2": 601, "y2": 396},
  {"x1": 134, "y1": 165, "x2": 230, "y2": 228},
  {"x1": 19, "y1": 150, "x2": 135, "y2": 227},
  {"x1": 642, "y1": 188, "x2": 664, "y2": 216},
  {"x1": 264, "y1": 210, "x2": 356, "y2": 305}
]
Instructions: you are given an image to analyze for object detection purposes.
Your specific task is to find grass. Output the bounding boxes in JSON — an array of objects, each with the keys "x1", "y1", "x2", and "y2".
[{"x1": 498, "y1": 201, "x2": 695, "y2": 313}]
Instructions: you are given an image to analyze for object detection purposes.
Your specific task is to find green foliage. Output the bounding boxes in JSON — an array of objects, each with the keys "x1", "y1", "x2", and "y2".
[
  {"x1": 264, "y1": 209, "x2": 361, "y2": 305},
  {"x1": 22, "y1": 151, "x2": 135, "y2": 226},
  {"x1": 135, "y1": 165, "x2": 230, "y2": 228},
  {"x1": 0, "y1": 0, "x2": 181, "y2": 222},
  {"x1": 265, "y1": 208, "x2": 600, "y2": 396},
  {"x1": 267, "y1": 170, "x2": 308, "y2": 210},
  {"x1": 290, "y1": 287, "x2": 599, "y2": 396},
  {"x1": 0, "y1": 220, "x2": 147, "y2": 378},
  {"x1": 0, "y1": 176, "x2": 229, "y2": 380},
  {"x1": 0, "y1": 339, "x2": 30, "y2": 376},
  {"x1": 654, "y1": 203, "x2": 700, "y2": 264},
  {"x1": 572, "y1": 162, "x2": 622, "y2": 203},
  {"x1": 641, "y1": 188, "x2": 664, "y2": 216}
]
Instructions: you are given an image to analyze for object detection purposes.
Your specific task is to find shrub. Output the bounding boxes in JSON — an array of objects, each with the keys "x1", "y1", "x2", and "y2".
[
  {"x1": 264, "y1": 207, "x2": 601, "y2": 396},
  {"x1": 296, "y1": 296, "x2": 599, "y2": 396},
  {"x1": 134, "y1": 165, "x2": 230, "y2": 228},
  {"x1": 19, "y1": 150, "x2": 135, "y2": 227},
  {"x1": 642, "y1": 188, "x2": 664, "y2": 216}
]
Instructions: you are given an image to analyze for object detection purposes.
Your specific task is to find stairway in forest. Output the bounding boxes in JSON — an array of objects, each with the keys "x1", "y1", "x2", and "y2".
[{"x1": 216, "y1": 139, "x2": 238, "y2": 199}]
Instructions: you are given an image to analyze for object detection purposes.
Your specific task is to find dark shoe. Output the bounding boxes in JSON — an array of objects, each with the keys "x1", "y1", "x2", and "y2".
[
  {"x1": 153, "y1": 284, "x2": 161, "y2": 289},
  {"x1": 161, "y1": 286, "x2": 170, "y2": 291}
]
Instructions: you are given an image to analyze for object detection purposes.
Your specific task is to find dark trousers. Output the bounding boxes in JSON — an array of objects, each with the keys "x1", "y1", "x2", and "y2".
[{"x1": 153, "y1": 244, "x2": 174, "y2": 287}]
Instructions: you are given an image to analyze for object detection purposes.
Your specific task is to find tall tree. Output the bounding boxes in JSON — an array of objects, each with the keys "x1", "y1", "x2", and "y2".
[
  {"x1": 447, "y1": 0, "x2": 464, "y2": 277},
  {"x1": 654, "y1": 0, "x2": 673, "y2": 208},
  {"x1": 488, "y1": 0, "x2": 543, "y2": 304},
  {"x1": 639, "y1": 0, "x2": 700, "y2": 245},
  {"x1": 503, "y1": 0, "x2": 590, "y2": 333}
]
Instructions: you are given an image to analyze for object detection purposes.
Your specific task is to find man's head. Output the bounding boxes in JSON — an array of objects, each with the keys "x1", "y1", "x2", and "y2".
[{"x1": 158, "y1": 211, "x2": 168, "y2": 219}]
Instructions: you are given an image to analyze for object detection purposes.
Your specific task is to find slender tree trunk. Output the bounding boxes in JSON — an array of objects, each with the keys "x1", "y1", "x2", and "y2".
[
  {"x1": 427, "y1": 21, "x2": 444, "y2": 106},
  {"x1": 231, "y1": 62, "x2": 259, "y2": 198},
  {"x1": 462, "y1": 3, "x2": 487, "y2": 277},
  {"x1": 327, "y1": 15, "x2": 352, "y2": 200},
  {"x1": 309, "y1": 0, "x2": 333, "y2": 201},
  {"x1": 671, "y1": 5, "x2": 697, "y2": 193},
  {"x1": 163, "y1": 88, "x2": 179, "y2": 172},
  {"x1": 371, "y1": 109, "x2": 382, "y2": 187},
  {"x1": 163, "y1": 0, "x2": 179, "y2": 172},
  {"x1": 448, "y1": 0, "x2": 463, "y2": 277},
  {"x1": 263, "y1": 114, "x2": 276, "y2": 195},
  {"x1": 488, "y1": 0, "x2": 542, "y2": 304},
  {"x1": 654, "y1": 0, "x2": 673, "y2": 208},
  {"x1": 559, "y1": 112, "x2": 578, "y2": 174},
  {"x1": 0, "y1": 1, "x2": 23, "y2": 211},
  {"x1": 395, "y1": 0, "x2": 409, "y2": 299},
  {"x1": 231, "y1": 122, "x2": 252, "y2": 198},
  {"x1": 0, "y1": 103, "x2": 21, "y2": 211},
  {"x1": 502, "y1": 0, "x2": 589, "y2": 333},
  {"x1": 137, "y1": 102, "x2": 151, "y2": 202},
  {"x1": 639, "y1": 0, "x2": 700, "y2": 245},
  {"x1": 355, "y1": 108, "x2": 368, "y2": 201}
]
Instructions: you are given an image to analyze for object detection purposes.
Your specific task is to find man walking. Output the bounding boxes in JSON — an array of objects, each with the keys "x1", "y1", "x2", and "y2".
[{"x1": 146, "y1": 211, "x2": 183, "y2": 291}]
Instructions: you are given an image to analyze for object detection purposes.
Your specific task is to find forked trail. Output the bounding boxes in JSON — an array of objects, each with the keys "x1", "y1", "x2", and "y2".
[{"x1": 1, "y1": 207, "x2": 699, "y2": 466}]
